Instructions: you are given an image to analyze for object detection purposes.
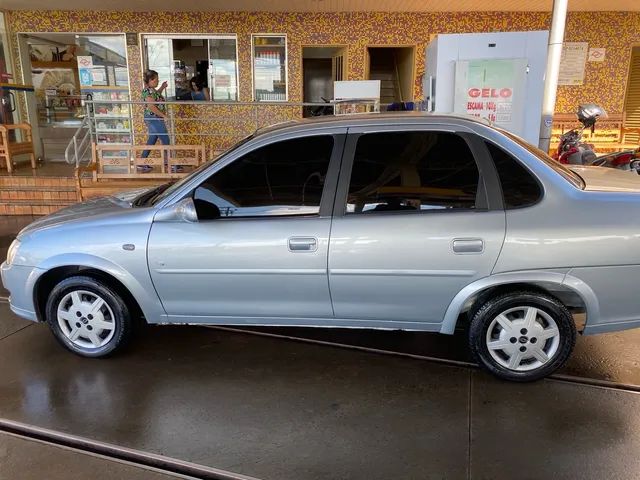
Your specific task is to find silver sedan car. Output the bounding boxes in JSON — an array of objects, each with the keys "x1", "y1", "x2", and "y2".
[{"x1": 3, "y1": 113, "x2": 640, "y2": 382}]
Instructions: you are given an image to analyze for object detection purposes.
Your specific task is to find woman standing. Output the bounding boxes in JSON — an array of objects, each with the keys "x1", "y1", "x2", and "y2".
[{"x1": 140, "y1": 70, "x2": 170, "y2": 171}]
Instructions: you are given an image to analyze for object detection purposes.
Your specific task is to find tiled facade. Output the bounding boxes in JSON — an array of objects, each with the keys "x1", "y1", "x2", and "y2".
[
  {"x1": 7, "y1": 10, "x2": 640, "y2": 112},
  {"x1": 2, "y1": 9, "x2": 640, "y2": 214}
]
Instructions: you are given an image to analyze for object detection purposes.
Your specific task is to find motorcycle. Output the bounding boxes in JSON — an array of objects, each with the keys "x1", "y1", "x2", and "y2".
[
  {"x1": 590, "y1": 147, "x2": 640, "y2": 173},
  {"x1": 310, "y1": 97, "x2": 333, "y2": 117},
  {"x1": 553, "y1": 104, "x2": 606, "y2": 165},
  {"x1": 554, "y1": 104, "x2": 640, "y2": 173}
]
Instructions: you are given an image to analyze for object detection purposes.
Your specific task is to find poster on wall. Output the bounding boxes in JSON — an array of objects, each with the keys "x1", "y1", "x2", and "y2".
[
  {"x1": 79, "y1": 68, "x2": 92, "y2": 87},
  {"x1": 558, "y1": 42, "x2": 588, "y2": 85},
  {"x1": 588, "y1": 48, "x2": 606, "y2": 62},
  {"x1": 115, "y1": 67, "x2": 129, "y2": 87},
  {"x1": 77, "y1": 56, "x2": 93, "y2": 69},
  {"x1": 453, "y1": 58, "x2": 528, "y2": 137},
  {"x1": 91, "y1": 66, "x2": 107, "y2": 86}
]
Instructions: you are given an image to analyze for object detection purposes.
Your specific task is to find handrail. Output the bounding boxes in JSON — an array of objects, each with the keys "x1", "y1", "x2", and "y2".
[{"x1": 64, "y1": 116, "x2": 92, "y2": 166}]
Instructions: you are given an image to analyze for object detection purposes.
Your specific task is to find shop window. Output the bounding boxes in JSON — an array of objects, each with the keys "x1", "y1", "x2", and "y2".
[
  {"x1": 22, "y1": 32, "x2": 132, "y2": 156},
  {"x1": 346, "y1": 131, "x2": 479, "y2": 213},
  {"x1": 252, "y1": 35, "x2": 287, "y2": 102},
  {"x1": 143, "y1": 35, "x2": 238, "y2": 101}
]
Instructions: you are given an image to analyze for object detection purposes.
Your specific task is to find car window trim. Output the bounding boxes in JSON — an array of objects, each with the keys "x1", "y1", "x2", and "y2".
[{"x1": 332, "y1": 126, "x2": 497, "y2": 218}]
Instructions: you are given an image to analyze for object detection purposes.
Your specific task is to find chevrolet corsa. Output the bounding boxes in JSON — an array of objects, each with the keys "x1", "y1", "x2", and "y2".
[{"x1": 3, "y1": 113, "x2": 640, "y2": 382}]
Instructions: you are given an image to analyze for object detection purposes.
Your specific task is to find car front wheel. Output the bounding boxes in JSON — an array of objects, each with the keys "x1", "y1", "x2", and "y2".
[
  {"x1": 469, "y1": 291, "x2": 576, "y2": 382},
  {"x1": 45, "y1": 275, "x2": 133, "y2": 357}
]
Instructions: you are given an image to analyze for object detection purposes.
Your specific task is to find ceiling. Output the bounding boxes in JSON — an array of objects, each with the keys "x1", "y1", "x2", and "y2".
[{"x1": 2, "y1": 0, "x2": 640, "y2": 11}]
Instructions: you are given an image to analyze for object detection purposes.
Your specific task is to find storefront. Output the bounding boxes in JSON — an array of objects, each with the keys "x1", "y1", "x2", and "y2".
[
  {"x1": 14, "y1": 32, "x2": 131, "y2": 160},
  {"x1": 1, "y1": 9, "x2": 640, "y2": 159}
]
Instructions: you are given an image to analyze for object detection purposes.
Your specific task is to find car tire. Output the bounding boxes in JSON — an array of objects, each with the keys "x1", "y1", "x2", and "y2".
[
  {"x1": 469, "y1": 291, "x2": 576, "y2": 382},
  {"x1": 45, "y1": 275, "x2": 134, "y2": 358}
]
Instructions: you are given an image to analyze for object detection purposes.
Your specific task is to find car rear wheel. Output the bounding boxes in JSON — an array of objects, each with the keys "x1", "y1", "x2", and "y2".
[
  {"x1": 469, "y1": 291, "x2": 576, "y2": 382},
  {"x1": 45, "y1": 275, "x2": 133, "y2": 357}
]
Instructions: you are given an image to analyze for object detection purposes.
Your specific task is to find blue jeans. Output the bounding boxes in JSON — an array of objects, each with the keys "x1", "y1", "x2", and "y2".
[{"x1": 141, "y1": 117, "x2": 169, "y2": 159}]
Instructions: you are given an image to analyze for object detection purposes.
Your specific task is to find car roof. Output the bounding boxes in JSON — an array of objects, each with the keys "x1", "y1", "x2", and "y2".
[{"x1": 253, "y1": 112, "x2": 493, "y2": 138}]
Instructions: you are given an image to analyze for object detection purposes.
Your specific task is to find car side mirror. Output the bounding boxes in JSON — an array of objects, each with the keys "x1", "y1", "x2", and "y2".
[{"x1": 155, "y1": 197, "x2": 199, "y2": 223}]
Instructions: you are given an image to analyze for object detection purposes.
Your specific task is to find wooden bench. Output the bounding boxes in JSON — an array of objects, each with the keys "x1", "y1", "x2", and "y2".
[
  {"x1": 0, "y1": 123, "x2": 37, "y2": 174},
  {"x1": 76, "y1": 143, "x2": 206, "y2": 200}
]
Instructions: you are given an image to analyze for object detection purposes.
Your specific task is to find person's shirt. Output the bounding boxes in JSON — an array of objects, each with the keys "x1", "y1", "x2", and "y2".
[
  {"x1": 191, "y1": 90, "x2": 206, "y2": 101},
  {"x1": 142, "y1": 87, "x2": 166, "y2": 117}
]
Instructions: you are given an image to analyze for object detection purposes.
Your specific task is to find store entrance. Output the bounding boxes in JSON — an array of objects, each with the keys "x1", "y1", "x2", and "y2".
[
  {"x1": 17, "y1": 32, "x2": 130, "y2": 163},
  {"x1": 366, "y1": 47, "x2": 415, "y2": 105},
  {"x1": 302, "y1": 46, "x2": 346, "y2": 117}
]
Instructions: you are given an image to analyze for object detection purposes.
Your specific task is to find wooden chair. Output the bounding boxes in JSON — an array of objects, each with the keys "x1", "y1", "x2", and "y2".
[{"x1": 0, "y1": 123, "x2": 37, "y2": 174}]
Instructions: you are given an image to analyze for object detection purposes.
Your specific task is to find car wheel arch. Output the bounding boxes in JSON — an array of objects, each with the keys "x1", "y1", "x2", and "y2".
[
  {"x1": 32, "y1": 254, "x2": 162, "y2": 324},
  {"x1": 440, "y1": 271, "x2": 599, "y2": 335}
]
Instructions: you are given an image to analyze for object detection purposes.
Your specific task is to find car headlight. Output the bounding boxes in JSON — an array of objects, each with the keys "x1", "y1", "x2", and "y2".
[{"x1": 6, "y1": 239, "x2": 20, "y2": 265}]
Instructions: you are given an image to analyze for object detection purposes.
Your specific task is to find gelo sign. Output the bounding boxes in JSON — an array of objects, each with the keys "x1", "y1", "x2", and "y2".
[{"x1": 468, "y1": 88, "x2": 513, "y2": 99}]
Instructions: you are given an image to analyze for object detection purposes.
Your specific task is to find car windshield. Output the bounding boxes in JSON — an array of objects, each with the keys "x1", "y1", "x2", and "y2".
[
  {"x1": 146, "y1": 134, "x2": 255, "y2": 206},
  {"x1": 496, "y1": 127, "x2": 585, "y2": 190}
]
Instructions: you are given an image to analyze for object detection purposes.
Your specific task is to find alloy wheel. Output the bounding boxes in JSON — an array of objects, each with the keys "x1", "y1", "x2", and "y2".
[
  {"x1": 56, "y1": 289, "x2": 116, "y2": 349},
  {"x1": 485, "y1": 306, "x2": 561, "y2": 372}
]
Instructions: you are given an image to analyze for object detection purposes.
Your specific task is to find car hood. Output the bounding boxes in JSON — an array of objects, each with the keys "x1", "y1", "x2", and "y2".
[
  {"x1": 17, "y1": 187, "x2": 153, "y2": 239},
  {"x1": 569, "y1": 165, "x2": 640, "y2": 192}
]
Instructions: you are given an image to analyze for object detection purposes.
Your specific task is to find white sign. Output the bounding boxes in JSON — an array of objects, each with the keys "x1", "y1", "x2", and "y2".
[
  {"x1": 558, "y1": 42, "x2": 588, "y2": 85},
  {"x1": 334, "y1": 80, "x2": 380, "y2": 100},
  {"x1": 77, "y1": 56, "x2": 93, "y2": 69},
  {"x1": 91, "y1": 67, "x2": 107, "y2": 85},
  {"x1": 453, "y1": 58, "x2": 528, "y2": 136},
  {"x1": 588, "y1": 48, "x2": 606, "y2": 62}
]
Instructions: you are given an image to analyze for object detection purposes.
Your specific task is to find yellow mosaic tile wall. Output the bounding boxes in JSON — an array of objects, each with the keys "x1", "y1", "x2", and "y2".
[{"x1": 7, "y1": 10, "x2": 640, "y2": 152}]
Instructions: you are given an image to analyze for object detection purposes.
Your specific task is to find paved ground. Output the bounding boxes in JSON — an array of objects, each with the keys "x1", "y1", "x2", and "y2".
[
  {"x1": 2, "y1": 306, "x2": 640, "y2": 480},
  {"x1": 0, "y1": 431, "x2": 185, "y2": 480},
  {"x1": 3, "y1": 216, "x2": 640, "y2": 479}
]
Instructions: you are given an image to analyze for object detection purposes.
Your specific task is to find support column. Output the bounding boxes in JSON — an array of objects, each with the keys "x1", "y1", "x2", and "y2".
[{"x1": 538, "y1": 0, "x2": 568, "y2": 152}]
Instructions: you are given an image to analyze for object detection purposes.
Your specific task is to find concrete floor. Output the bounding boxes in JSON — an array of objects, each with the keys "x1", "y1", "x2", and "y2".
[
  {"x1": 0, "y1": 432, "x2": 185, "y2": 480},
  {"x1": 2, "y1": 307, "x2": 640, "y2": 480},
  {"x1": 3, "y1": 216, "x2": 640, "y2": 479}
]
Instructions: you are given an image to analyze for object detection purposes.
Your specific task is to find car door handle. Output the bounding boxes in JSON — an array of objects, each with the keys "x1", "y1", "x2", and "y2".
[
  {"x1": 288, "y1": 237, "x2": 318, "y2": 252},
  {"x1": 452, "y1": 238, "x2": 484, "y2": 254}
]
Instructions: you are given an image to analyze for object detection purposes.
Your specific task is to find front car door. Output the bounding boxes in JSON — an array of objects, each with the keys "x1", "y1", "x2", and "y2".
[
  {"x1": 147, "y1": 129, "x2": 346, "y2": 324},
  {"x1": 328, "y1": 124, "x2": 506, "y2": 330}
]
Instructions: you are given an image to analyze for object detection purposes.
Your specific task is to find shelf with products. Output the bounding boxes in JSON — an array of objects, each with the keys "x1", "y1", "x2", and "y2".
[
  {"x1": 94, "y1": 114, "x2": 130, "y2": 119},
  {"x1": 85, "y1": 86, "x2": 133, "y2": 146},
  {"x1": 252, "y1": 35, "x2": 287, "y2": 102},
  {"x1": 80, "y1": 86, "x2": 130, "y2": 92}
]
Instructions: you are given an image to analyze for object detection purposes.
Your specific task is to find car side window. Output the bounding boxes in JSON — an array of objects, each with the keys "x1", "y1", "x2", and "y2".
[
  {"x1": 485, "y1": 141, "x2": 542, "y2": 209},
  {"x1": 346, "y1": 131, "x2": 479, "y2": 214},
  {"x1": 193, "y1": 135, "x2": 334, "y2": 219}
]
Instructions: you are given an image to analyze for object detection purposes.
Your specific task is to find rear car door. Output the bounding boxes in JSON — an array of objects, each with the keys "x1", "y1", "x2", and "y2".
[{"x1": 327, "y1": 125, "x2": 506, "y2": 329}]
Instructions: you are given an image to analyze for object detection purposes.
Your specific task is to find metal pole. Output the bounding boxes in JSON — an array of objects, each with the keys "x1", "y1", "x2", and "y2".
[{"x1": 539, "y1": 0, "x2": 568, "y2": 152}]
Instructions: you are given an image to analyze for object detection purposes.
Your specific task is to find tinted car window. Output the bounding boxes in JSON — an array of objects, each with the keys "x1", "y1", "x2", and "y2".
[
  {"x1": 496, "y1": 127, "x2": 584, "y2": 190},
  {"x1": 346, "y1": 131, "x2": 479, "y2": 213},
  {"x1": 194, "y1": 135, "x2": 334, "y2": 219},
  {"x1": 485, "y1": 141, "x2": 541, "y2": 209}
]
